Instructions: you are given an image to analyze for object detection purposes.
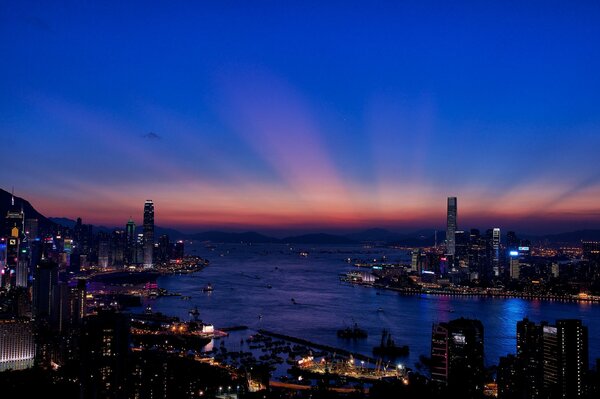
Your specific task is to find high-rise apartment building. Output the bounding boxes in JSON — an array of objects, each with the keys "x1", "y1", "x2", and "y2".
[
  {"x1": 543, "y1": 320, "x2": 588, "y2": 398},
  {"x1": 0, "y1": 319, "x2": 35, "y2": 372},
  {"x1": 431, "y1": 318, "x2": 484, "y2": 395}
]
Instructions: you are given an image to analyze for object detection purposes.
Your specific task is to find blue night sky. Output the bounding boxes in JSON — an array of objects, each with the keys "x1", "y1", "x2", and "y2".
[{"x1": 1, "y1": 1, "x2": 600, "y2": 234}]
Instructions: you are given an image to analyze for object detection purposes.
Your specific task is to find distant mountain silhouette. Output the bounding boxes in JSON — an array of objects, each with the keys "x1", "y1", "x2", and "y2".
[
  {"x1": 189, "y1": 231, "x2": 278, "y2": 243},
  {"x1": 282, "y1": 233, "x2": 356, "y2": 244},
  {"x1": 345, "y1": 228, "x2": 404, "y2": 242},
  {"x1": 387, "y1": 230, "x2": 446, "y2": 247},
  {"x1": 50, "y1": 217, "x2": 77, "y2": 228},
  {"x1": 531, "y1": 230, "x2": 600, "y2": 244},
  {"x1": 0, "y1": 188, "x2": 58, "y2": 234}
]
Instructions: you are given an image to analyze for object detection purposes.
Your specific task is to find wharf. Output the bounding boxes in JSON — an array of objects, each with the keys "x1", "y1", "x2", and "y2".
[
  {"x1": 257, "y1": 329, "x2": 378, "y2": 363},
  {"x1": 270, "y1": 380, "x2": 369, "y2": 394},
  {"x1": 221, "y1": 325, "x2": 249, "y2": 332}
]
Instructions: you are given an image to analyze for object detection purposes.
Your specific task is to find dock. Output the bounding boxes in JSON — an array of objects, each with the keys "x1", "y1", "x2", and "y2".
[{"x1": 257, "y1": 329, "x2": 378, "y2": 363}]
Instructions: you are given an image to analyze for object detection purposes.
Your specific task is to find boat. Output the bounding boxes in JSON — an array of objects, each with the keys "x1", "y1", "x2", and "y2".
[
  {"x1": 337, "y1": 323, "x2": 368, "y2": 339},
  {"x1": 377, "y1": 307, "x2": 384, "y2": 312},
  {"x1": 372, "y1": 329, "x2": 409, "y2": 357},
  {"x1": 267, "y1": 284, "x2": 272, "y2": 289},
  {"x1": 202, "y1": 283, "x2": 214, "y2": 292},
  {"x1": 291, "y1": 298, "x2": 296, "y2": 304},
  {"x1": 189, "y1": 306, "x2": 200, "y2": 320}
]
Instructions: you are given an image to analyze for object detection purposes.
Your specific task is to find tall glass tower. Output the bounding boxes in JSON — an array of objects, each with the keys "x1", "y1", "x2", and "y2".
[
  {"x1": 143, "y1": 200, "x2": 154, "y2": 269},
  {"x1": 446, "y1": 197, "x2": 457, "y2": 256}
]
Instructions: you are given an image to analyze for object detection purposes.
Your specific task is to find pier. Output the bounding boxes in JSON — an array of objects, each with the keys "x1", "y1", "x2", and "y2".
[{"x1": 257, "y1": 329, "x2": 378, "y2": 364}]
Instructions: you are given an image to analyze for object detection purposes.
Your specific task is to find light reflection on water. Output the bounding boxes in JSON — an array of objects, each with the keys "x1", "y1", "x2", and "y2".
[{"x1": 133, "y1": 243, "x2": 600, "y2": 368}]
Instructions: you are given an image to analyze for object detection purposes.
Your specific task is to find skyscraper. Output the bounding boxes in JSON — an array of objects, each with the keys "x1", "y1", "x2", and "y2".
[
  {"x1": 32, "y1": 259, "x2": 59, "y2": 324},
  {"x1": 143, "y1": 200, "x2": 154, "y2": 269},
  {"x1": 446, "y1": 197, "x2": 457, "y2": 257},
  {"x1": 125, "y1": 218, "x2": 136, "y2": 265},
  {"x1": 492, "y1": 227, "x2": 501, "y2": 276},
  {"x1": 97, "y1": 232, "x2": 110, "y2": 269},
  {"x1": 4, "y1": 192, "x2": 24, "y2": 239}
]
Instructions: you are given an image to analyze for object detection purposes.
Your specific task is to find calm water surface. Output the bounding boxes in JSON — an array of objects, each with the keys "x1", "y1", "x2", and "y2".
[{"x1": 135, "y1": 243, "x2": 600, "y2": 369}]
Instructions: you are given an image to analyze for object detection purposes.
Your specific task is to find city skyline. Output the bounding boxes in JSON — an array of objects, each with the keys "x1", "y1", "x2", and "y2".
[
  {"x1": 2, "y1": 2, "x2": 600, "y2": 234},
  {"x1": 2, "y1": 3, "x2": 600, "y2": 398}
]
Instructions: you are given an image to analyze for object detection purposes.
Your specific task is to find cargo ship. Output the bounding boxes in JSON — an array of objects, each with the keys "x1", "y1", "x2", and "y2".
[
  {"x1": 337, "y1": 323, "x2": 368, "y2": 339},
  {"x1": 372, "y1": 329, "x2": 409, "y2": 357}
]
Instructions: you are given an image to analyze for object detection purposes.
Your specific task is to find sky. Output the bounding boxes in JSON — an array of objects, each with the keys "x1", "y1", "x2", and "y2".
[{"x1": 1, "y1": 1, "x2": 600, "y2": 235}]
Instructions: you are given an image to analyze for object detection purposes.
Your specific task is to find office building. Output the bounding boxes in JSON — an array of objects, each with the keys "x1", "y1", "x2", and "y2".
[
  {"x1": 24, "y1": 218, "x2": 38, "y2": 240},
  {"x1": 111, "y1": 230, "x2": 126, "y2": 268},
  {"x1": 125, "y1": 218, "x2": 136, "y2": 265},
  {"x1": 509, "y1": 250, "x2": 520, "y2": 279},
  {"x1": 97, "y1": 232, "x2": 110, "y2": 269},
  {"x1": 158, "y1": 234, "x2": 170, "y2": 263},
  {"x1": 32, "y1": 259, "x2": 59, "y2": 324},
  {"x1": 492, "y1": 228, "x2": 501, "y2": 276}
]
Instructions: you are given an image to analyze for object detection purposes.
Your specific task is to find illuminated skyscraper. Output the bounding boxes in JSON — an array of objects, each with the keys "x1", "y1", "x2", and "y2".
[
  {"x1": 97, "y1": 232, "x2": 110, "y2": 269},
  {"x1": 125, "y1": 218, "x2": 136, "y2": 265},
  {"x1": 16, "y1": 258, "x2": 28, "y2": 288},
  {"x1": 143, "y1": 200, "x2": 154, "y2": 269},
  {"x1": 4, "y1": 192, "x2": 24, "y2": 239},
  {"x1": 492, "y1": 227, "x2": 501, "y2": 276},
  {"x1": 446, "y1": 197, "x2": 457, "y2": 257}
]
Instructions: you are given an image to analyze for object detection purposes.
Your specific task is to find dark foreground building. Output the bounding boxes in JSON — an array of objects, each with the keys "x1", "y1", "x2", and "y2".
[{"x1": 431, "y1": 318, "x2": 484, "y2": 396}]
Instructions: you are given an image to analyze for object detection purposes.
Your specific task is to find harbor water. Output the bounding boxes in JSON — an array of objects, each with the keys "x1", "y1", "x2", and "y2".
[{"x1": 134, "y1": 243, "x2": 600, "y2": 370}]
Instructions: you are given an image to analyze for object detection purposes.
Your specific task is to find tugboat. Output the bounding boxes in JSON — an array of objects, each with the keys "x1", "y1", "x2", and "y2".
[
  {"x1": 337, "y1": 323, "x2": 368, "y2": 339},
  {"x1": 372, "y1": 329, "x2": 409, "y2": 357},
  {"x1": 202, "y1": 283, "x2": 214, "y2": 292}
]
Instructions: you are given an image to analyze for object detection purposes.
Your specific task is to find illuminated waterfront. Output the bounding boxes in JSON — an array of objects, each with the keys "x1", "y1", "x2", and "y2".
[{"x1": 135, "y1": 243, "x2": 600, "y2": 369}]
